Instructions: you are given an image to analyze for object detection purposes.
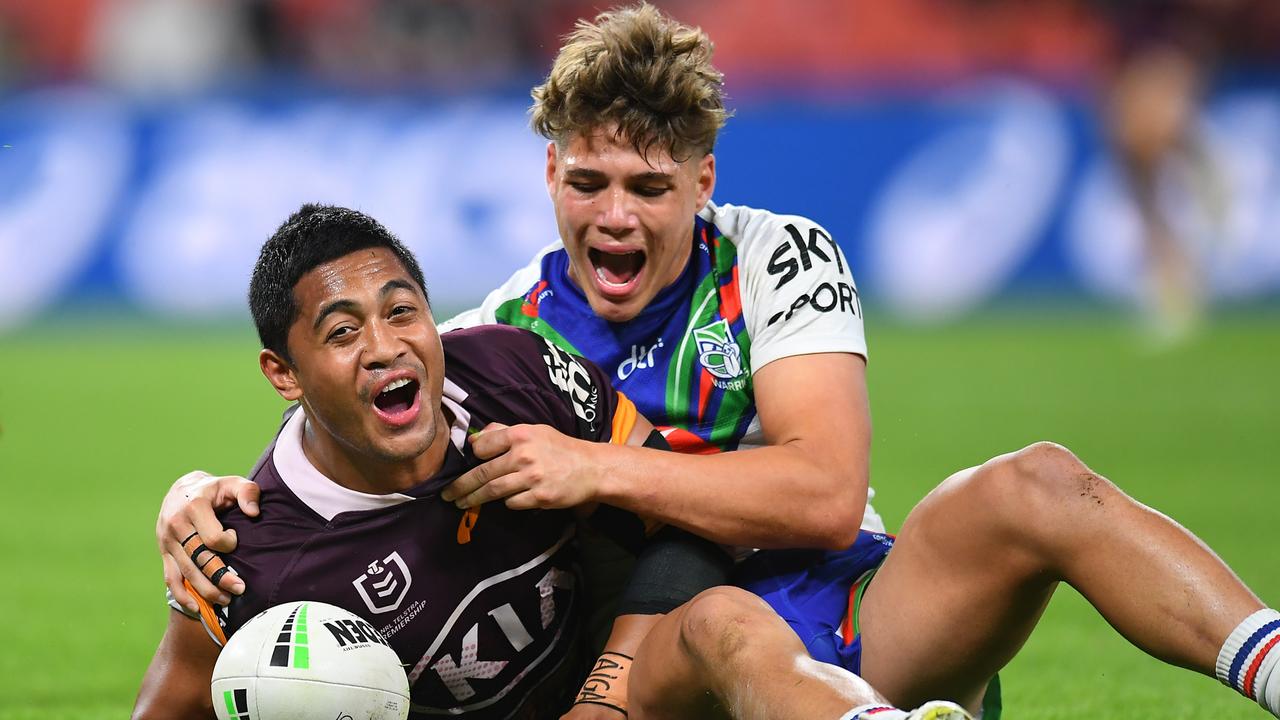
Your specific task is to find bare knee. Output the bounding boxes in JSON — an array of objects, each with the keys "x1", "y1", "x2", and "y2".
[
  {"x1": 677, "y1": 587, "x2": 780, "y2": 669},
  {"x1": 997, "y1": 441, "x2": 1106, "y2": 505},
  {"x1": 931, "y1": 441, "x2": 1115, "y2": 531}
]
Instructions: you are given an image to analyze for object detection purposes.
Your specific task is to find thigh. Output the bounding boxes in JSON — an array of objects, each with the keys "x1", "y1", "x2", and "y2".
[
  {"x1": 732, "y1": 534, "x2": 895, "y2": 672},
  {"x1": 857, "y1": 468, "x2": 1054, "y2": 710}
]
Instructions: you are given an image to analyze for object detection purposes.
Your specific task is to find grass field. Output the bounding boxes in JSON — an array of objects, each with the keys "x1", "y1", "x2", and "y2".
[{"x1": 0, "y1": 308, "x2": 1277, "y2": 719}]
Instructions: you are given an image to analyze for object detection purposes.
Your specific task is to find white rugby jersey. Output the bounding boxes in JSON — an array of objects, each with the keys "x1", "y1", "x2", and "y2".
[{"x1": 442, "y1": 201, "x2": 883, "y2": 532}]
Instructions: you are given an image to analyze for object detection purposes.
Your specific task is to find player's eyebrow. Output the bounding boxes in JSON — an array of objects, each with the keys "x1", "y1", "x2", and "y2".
[
  {"x1": 628, "y1": 171, "x2": 674, "y2": 183},
  {"x1": 313, "y1": 280, "x2": 419, "y2": 330},
  {"x1": 564, "y1": 168, "x2": 674, "y2": 182},
  {"x1": 313, "y1": 299, "x2": 358, "y2": 330},
  {"x1": 379, "y1": 279, "x2": 417, "y2": 299}
]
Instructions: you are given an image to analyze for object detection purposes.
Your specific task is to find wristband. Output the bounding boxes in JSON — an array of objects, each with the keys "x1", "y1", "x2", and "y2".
[{"x1": 573, "y1": 651, "x2": 632, "y2": 716}]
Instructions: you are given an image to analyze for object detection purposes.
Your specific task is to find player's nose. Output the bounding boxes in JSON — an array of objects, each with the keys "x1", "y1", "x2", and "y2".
[
  {"x1": 361, "y1": 318, "x2": 406, "y2": 368},
  {"x1": 596, "y1": 187, "x2": 638, "y2": 234}
]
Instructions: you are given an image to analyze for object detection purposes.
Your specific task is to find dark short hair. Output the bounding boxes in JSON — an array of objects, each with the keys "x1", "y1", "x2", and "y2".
[{"x1": 249, "y1": 204, "x2": 428, "y2": 360}]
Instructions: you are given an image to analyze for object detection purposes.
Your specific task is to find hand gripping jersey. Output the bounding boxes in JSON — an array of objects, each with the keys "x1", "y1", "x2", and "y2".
[
  {"x1": 178, "y1": 326, "x2": 640, "y2": 719},
  {"x1": 442, "y1": 201, "x2": 882, "y2": 531}
]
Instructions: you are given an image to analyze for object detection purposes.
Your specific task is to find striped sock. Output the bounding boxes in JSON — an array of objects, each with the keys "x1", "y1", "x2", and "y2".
[
  {"x1": 1216, "y1": 608, "x2": 1280, "y2": 717},
  {"x1": 840, "y1": 705, "x2": 907, "y2": 720}
]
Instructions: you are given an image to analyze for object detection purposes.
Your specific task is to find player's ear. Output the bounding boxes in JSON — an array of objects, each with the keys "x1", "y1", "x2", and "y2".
[
  {"x1": 695, "y1": 152, "x2": 715, "y2": 210},
  {"x1": 260, "y1": 348, "x2": 302, "y2": 402},
  {"x1": 545, "y1": 141, "x2": 558, "y2": 197}
]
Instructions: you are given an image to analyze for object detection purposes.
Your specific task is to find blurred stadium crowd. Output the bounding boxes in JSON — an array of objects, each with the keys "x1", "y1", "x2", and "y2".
[
  {"x1": 2, "y1": 0, "x2": 1279, "y2": 334},
  {"x1": 4, "y1": 0, "x2": 1278, "y2": 94}
]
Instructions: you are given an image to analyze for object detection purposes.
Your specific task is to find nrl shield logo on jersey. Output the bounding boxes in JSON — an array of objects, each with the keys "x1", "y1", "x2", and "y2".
[
  {"x1": 693, "y1": 319, "x2": 746, "y2": 390},
  {"x1": 353, "y1": 551, "x2": 413, "y2": 614}
]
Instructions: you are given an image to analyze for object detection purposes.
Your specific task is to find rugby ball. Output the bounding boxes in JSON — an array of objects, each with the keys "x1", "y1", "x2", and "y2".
[{"x1": 211, "y1": 600, "x2": 410, "y2": 720}]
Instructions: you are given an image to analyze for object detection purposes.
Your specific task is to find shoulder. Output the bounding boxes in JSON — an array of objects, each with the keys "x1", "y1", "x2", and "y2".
[
  {"x1": 437, "y1": 240, "x2": 567, "y2": 332},
  {"x1": 442, "y1": 326, "x2": 578, "y2": 405},
  {"x1": 700, "y1": 201, "x2": 835, "y2": 253},
  {"x1": 702, "y1": 200, "x2": 851, "y2": 292},
  {"x1": 441, "y1": 324, "x2": 561, "y2": 385},
  {"x1": 442, "y1": 325, "x2": 612, "y2": 439}
]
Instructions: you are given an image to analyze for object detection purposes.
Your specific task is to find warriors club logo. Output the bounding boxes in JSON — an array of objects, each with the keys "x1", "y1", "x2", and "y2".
[
  {"x1": 693, "y1": 319, "x2": 743, "y2": 382},
  {"x1": 353, "y1": 551, "x2": 413, "y2": 614}
]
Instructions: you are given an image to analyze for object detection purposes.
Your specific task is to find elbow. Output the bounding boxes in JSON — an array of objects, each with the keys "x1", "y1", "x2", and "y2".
[
  {"x1": 808, "y1": 477, "x2": 867, "y2": 551},
  {"x1": 814, "y1": 516, "x2": 862, "y2": 551}
]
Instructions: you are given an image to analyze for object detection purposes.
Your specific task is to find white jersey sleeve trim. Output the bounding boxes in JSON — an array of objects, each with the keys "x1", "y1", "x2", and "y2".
[
  {"x1": 700, "y1": 202, "x2": 867, "y2": 375},
  {"x1": 747, "y1": 332, "x2": 867, "y2": 376},
  {"x1": 438, "y1": 239, "x2": 566, "y2": 332}
]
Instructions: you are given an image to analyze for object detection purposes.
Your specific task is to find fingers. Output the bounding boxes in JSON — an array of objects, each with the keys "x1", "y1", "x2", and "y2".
[
  {"x1": 167, "y1": 527, "x2": 230, "y2": 607},
  {"x1": 443, "y1": 452, "x2": 517, "y2": 504},
  {"x1": 467, "y1": 423, "x2": 512, "y2": 460},
  {"x1": 163, "y1": 554, "x2": 197, "y2": 614},
  {"x1": 459, "y1": 473, "x2": 530, "y2": 508},
  {"x1": 157, "y1": 469, "x2": 248, "y2": 609},
  {"x1": 183, "y1": 514, "x2": 245, "y2": 597},
  {"x1": 449, "y1": 457, "x2": 528, "y2": 508},
  {"x1": 180, "y1": 530, "x2": 236, "y2": 605},
  {"x1": 230, "y1": 479, "x2": 261, "y2": 517},
  {"x1": 188, "y1": 496, "x2": 238, "y2": 554},
  {"x1": 161, "y1": 502, "x2": 241, "y2": 605},
  {"x1": 504, "y1": 490, "x2": 542, "y2": 512}
]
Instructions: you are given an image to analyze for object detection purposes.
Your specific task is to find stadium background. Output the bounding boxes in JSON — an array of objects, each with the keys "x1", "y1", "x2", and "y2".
[{"x1": 0, "y1": 1, "x2": 1277, "y2": 717}]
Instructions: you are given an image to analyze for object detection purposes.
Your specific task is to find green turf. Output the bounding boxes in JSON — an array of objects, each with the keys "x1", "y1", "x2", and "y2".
[{"x1": 0, "y1": 309, "x2": 1276, "y2": 719}]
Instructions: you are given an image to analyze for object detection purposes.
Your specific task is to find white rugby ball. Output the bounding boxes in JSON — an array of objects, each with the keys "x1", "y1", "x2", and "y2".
[{"x1": 211, "y1": 600, "x2": 410, "y2": 720}]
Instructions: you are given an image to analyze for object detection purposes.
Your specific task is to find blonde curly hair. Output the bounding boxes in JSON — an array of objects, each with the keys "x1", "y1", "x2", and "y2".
[{"x1": 530, "y1": 2, "x2": 730, "y2": 162}]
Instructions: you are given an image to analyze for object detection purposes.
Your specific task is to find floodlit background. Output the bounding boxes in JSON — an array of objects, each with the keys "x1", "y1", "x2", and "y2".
[{"x1": 0, "y1": 1, "x2": 1277, "y2": 718}]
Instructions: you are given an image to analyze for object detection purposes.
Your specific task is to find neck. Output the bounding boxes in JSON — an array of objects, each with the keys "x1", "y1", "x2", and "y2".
[{"x1": 299, "y1": 409, "x2": 451, "y2": 494}]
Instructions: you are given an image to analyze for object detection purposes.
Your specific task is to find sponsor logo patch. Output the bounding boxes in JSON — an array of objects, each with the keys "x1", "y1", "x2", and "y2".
[{"x1": 540, "y1": 340, "x2": 600, "y2": 432}]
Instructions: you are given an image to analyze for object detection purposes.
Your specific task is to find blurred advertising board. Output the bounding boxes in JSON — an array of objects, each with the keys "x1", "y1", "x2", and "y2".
[{"x1": 3, "y1": 79, "x2": 1279, "y2": 330}]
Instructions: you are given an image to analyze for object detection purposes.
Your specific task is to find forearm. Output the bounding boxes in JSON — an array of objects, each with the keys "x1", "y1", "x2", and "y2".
[{"x1": 591, "y1": 439, "x2": 867, "y2": 550}]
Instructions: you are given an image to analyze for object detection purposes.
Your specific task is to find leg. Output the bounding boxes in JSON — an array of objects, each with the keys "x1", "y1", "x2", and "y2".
[
  {"x1": 628, "y1": 587, "x2": 893, "y2": 720},
  {"x1": 859, "y1": 442, "x2": 1264, "y2": 710}
]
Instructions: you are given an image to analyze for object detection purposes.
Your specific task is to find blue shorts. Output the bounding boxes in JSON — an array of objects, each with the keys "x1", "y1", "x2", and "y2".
[{"x1": 732, "y1": 530, "x2": 894, "y2": 675}]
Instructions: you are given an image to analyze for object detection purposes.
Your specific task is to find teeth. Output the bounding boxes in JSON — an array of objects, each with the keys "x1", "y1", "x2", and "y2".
[
  {"x1": 381, "y1": 378, "x2": 412, "y2": 394},
  {"x1": 595, "y1": 266, "x2": 629, "y2": 287}
]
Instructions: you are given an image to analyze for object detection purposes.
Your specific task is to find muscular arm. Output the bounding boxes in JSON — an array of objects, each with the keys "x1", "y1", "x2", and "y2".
[
  {"x1": 449, "y1": 352, "x2": 869, "y2": 550},
  {"x1": 158, "y1": 353, "x2": 859, "y2": 605},
  {"x1": 596, "y1": 352, "x2": 869, "y2": 549},
  {"x1": 132, "y1": 610, "x2": 220, "y2": 720}
]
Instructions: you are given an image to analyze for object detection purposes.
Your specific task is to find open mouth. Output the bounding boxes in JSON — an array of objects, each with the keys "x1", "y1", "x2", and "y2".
[
  {"x1": 588, "y1": 247, "x2": 646, "y2": 293},
  {"x1": 372, "y1": 377, "x2": 421, "y2": 425}
]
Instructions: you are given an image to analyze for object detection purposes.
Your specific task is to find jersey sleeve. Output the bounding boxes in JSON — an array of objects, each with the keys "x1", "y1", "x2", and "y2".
[
  {"x1": 450, "y1": 325, "x2": 637, "y2": 445},
  {"x1": 437, "y1": 240, "x2": 565, "y2": 333},
  {"x1": 166, "y1": 581, "x2": 228, "y2": 647},
  {"x1": 529, "y1": 334, "x2": 636, "y2": 445},
  {"x1": 735, "y1": 210, "x2": 867, "y2": 374}
]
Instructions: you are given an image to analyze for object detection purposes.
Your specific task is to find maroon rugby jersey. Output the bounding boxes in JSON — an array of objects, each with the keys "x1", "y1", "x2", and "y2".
[{"x1": 189, "y1": 325, "x2": 639, "y2": 719}]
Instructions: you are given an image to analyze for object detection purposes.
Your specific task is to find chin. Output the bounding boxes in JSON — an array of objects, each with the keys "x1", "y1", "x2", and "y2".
[
  {"x1": 374, "y1": 428, "x2": 435, "y2": 462},
  {"x1": 588, "y1": 294, "x2": 645, "y2": 324}
]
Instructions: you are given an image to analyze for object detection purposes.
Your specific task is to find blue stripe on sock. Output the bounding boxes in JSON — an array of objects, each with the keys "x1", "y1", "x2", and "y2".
[{"x1": 1229, "y1": 619, "x2": 1280, "y2": 690}]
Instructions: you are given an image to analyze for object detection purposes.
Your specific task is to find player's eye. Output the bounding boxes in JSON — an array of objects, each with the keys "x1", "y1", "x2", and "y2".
[
  {"x1": 389, "y1": 305, "x2": 415, "y2": 318},
  {"x1": 634, "y1": 185, "x2": 669, "y2": 197},
  {"x1": 569, "y1": 181, "x2": 602, "y2": 194},
  {"x1": 326, "y1": 325, "x2": 355, "y2": 342}
]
